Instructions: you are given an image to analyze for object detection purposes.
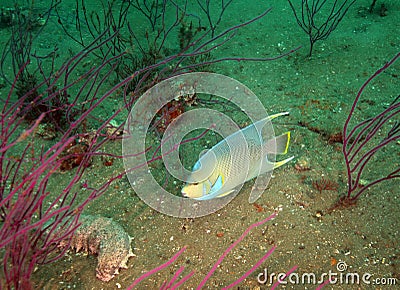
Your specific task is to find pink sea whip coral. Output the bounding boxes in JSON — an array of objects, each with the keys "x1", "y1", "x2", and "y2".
[{"x1": 331, "y1": 52, "x2": 400, "y2": 210}]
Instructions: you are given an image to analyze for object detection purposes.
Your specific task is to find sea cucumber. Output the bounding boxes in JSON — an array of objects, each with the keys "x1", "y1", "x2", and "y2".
[{"x1": 63, "y1": 215, "x2": 134, "y2": 282}]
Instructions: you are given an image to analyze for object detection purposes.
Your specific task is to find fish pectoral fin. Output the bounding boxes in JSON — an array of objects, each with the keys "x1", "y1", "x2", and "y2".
[
  {"x1": 210, "y1": 174, "x2": 224, "y2": 193},
  {"x1": 273, "y1": 156, "x2": 295, "y2": 169},
  {"x1": 193, "y1": 174, "x2": 226, "y2": 201},
  {"x1": 211, "y1": 175, "x2": 235, "y2": 198}
]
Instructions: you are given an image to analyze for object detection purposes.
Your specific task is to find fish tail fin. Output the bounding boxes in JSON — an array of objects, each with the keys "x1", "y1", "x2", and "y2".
[
  {"x1": 275, "y1": 131, "x2": 291, "y2": 155},
  {"x1": 273, "y1": 132, "x2": 293, "y2": 168},
  {"x1": 263, "y1": 131, "x2": 291, "y2": 155}
]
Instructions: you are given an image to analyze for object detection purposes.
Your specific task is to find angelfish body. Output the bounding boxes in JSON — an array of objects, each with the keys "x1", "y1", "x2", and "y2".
[{"x1": 181, "y1": 112, "x2": 294, "y2": 201}]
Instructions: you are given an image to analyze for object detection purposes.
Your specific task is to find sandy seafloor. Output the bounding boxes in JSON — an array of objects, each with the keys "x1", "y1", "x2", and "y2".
[{"x1": 0, "y1": 0, "x2": 399, "y2": 289}]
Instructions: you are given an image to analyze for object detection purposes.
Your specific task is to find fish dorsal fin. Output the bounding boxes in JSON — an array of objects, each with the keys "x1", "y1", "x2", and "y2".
[{"x1": 240, "y1": 113, "x2": 289, "y2": 146}]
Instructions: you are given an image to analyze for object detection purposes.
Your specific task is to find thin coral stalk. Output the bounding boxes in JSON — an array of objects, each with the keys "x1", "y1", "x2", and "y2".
[
  {"x1": 127, "y1": 246, "x2": 188, "y2": 290},
  {"x1": 196, "y1": 213, "x2": 277, "y2": 289}
]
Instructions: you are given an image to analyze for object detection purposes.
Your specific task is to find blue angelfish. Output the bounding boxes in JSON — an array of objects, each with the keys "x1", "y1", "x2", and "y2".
[{"x1": 181, "y1": 112, "x2": 293, "y2": 201}]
